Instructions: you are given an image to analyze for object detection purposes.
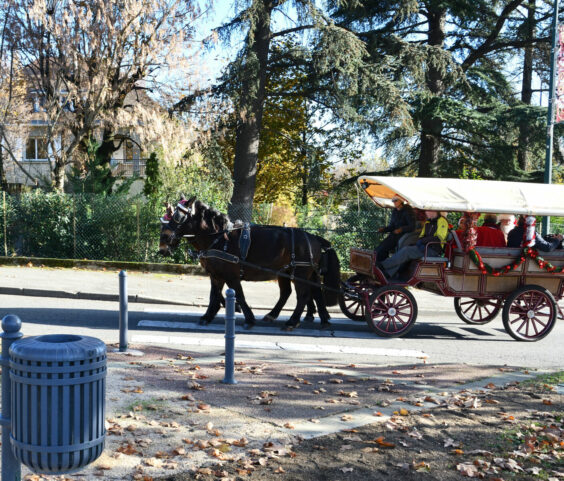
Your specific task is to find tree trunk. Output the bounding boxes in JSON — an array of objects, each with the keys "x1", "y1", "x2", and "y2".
[
  {"x1": 418, "y1": 7, "x2": 446, "y2": 177},
  {"x1": 518, "y1": 0, "x2": 535, "y2": 171},
  {"x1": 228, "y1": 0, "x2": 273, "y2": 222},
  {"x1": 0, "y1": 145, "x2": 7, "y2": 191},
  {"x1": 52, "y1": 158, "x2": 66, "y2": 192}
]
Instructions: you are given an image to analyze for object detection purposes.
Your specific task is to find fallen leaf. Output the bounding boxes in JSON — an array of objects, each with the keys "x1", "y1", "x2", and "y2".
[
  {"x1": 456, "y1": 463, "x2": 479, "y2": 477},
  {"x1": 374, "y1": 436, "x2": 395, "y2": 448}
]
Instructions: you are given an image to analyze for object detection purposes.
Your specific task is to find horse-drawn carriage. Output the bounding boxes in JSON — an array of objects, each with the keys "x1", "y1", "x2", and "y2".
[{"x1": 339, "y1": 176, "x2": 564, "y2": 342}]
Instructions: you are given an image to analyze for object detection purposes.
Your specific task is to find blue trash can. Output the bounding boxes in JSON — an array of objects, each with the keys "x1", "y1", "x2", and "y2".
[{"x1": 9, "y1": 334, "x2": 106, "y2": 474}]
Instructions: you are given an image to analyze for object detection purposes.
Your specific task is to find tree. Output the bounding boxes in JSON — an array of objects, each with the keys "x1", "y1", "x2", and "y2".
[
  {"x1": 143, "y1": 152, "x2": 162, "y2": 200},
  {"x1": 175, "y1": 0, "x2": 405, "y2": 221},
  {"x1": 3, "y1": 0, "x2": 200, "y2": 191},
  {"x1": 330, "y1": 0, "x2": 553, "y2": 179}
]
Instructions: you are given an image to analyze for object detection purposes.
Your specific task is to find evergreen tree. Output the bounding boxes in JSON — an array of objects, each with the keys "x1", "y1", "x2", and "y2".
[
  {"x1": 143, "y1": 152, "x2": 163, "y2": 200},
  {"x1": 329, "y1": 0, "x2": 553, "y2": 179}
]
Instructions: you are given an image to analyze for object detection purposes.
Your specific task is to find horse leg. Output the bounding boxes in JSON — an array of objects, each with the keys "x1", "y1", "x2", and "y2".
[
  {"x1": 226, "y1": 280, "x2": 255, "y2": 329},
  {"x1": 303, "y1": 295, "x2": 317, "y2": 322},
  {"x1": 200, "y1": 277, "x2": 224, "y2": 325},
  {"x1": 263, "y1": 276, "x2": 292, "y2": 322},
  {"x1": 311, "y1": 285, "x2": 332, "y2": 329},
  {"x1": 283, "y1": 281, "x2": 309, "y2": 330}
]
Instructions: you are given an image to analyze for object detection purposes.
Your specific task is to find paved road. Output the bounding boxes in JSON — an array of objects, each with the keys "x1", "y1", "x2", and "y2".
[{"x1": 0, "y1": 264, "x2": 562, "y2": 368}]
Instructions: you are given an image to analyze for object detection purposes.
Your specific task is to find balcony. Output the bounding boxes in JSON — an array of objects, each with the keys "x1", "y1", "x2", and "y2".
[{"x1": 111, "y1": 158, "x2": 147, "y2": 178}]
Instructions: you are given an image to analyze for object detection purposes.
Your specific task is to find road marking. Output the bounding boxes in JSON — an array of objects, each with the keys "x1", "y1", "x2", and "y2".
[{"x1": 131, "y1": 332, "x2": 428, "y2": 358}]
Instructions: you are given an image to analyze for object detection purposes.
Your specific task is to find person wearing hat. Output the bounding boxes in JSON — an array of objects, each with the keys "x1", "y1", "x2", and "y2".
[
  {"x1": 497, "y1": 214, "x2": 516, "y2": 242},
  {"x1": 374, "y1": 196, "x2": 416, "y2": 261},
  {"x1": 476, "y1": 213, "x2": 506, "y2": 247},
  {"x1": 377, "y1": 210, "x2": 448, "y2": 280}
]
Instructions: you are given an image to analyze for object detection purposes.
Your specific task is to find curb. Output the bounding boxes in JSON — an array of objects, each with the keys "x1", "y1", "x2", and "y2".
[
  {"x1": 0, "y1": 286, "x2": 194, "y2": 306},
  {"x1": 0, "y1": 255, "x2": 206, "y2": 275}
]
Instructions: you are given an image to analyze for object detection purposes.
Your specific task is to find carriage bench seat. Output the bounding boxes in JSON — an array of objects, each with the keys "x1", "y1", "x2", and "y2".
[{"x1": 421, "y1": 256, "x2": 449, "y2": 263}]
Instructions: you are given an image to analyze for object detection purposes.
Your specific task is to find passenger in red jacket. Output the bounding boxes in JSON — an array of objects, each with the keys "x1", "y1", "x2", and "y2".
[{"x1": 476, "y1": 214, "x2": 506, "y2": 247}]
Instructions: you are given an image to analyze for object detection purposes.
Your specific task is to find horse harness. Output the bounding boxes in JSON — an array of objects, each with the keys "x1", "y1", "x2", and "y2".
[{"x1": 197, "y1": 226, "x2": 319, "y2": 280}]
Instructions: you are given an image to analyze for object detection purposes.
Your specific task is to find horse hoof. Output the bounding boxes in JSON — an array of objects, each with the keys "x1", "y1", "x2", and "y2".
[
  {"x1": 320, "y1": 322, "x2": 332, "y2": 330},
  {"x1": 199, "y1": 317, "x2": 211, "y2": 326},
  {"x1": 303, "y1": 315, "x2": 315, "y2": 323},
  {"x1": 263, "y1": 314, "x2": 276, "y2": 323},
  {"x1": 243, "y1": 322, "x2": 254, "y2": 330},
  {"x1": 283, "y1": 321, "x2": 300, "y2": 331}
]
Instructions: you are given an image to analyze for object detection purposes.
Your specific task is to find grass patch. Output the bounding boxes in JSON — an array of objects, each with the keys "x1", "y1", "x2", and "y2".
[
  {"x1": 521, "y1": 371, "x2": 564, "y2": 392},
  {"x1": 124, "y1": 398, "x2": 167, "y2": 413}
]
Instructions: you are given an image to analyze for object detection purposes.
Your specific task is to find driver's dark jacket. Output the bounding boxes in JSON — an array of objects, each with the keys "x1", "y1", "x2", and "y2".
[{"x1": 382, "y1": 205, "x2": 416, "y2": 235}]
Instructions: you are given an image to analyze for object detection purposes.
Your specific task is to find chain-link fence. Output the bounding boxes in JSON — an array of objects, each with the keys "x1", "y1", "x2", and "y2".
[
  {"x1": 1, "y1": 192, "x2": 563, "y2": 270},
  {"x1": 0, "y1": 192, "x2": 390, "y2": 269}
]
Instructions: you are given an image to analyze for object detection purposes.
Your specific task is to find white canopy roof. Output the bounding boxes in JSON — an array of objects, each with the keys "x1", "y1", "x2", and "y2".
[{"x1": 358, "y1": 176, "x2": 564, "y2": 216}]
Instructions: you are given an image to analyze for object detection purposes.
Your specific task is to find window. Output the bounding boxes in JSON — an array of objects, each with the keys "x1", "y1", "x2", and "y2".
[
  {"x1": 125, "y1": 140, "x2": 140, "y2": 161},
  {"x1": 25, "y1": 137, "x2": 48, "y2": 160}
]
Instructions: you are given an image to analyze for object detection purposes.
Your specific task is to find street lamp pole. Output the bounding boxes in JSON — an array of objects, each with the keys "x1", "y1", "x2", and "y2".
[{"x1": 543, "y1": 0, "x2": 561, "y2": 236}]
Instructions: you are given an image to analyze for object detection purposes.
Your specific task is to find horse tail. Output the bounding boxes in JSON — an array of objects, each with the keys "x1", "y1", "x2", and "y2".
[{"x1": 321, "y1": 246, "x2": 340, "y2": 307}]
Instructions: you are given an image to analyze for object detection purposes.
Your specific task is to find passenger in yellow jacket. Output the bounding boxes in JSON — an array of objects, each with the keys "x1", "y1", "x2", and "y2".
[{"x1": 379, "y1": 211, "x2": 448, "y2": 279}]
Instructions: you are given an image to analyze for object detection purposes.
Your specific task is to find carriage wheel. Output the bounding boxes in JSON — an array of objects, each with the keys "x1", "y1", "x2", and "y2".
[
  {"x1": 502, "y1": 285, "x2": 557, "y2": 342},
  {"x1": 366, "y1": 286, "x2": 418, "y2": 338},
  {"x1": 453, "y1": 297, "x2": 502, "y2": 325},
  {"x1": 339, "y1": 274, "x2": 370, "y2": 321}
]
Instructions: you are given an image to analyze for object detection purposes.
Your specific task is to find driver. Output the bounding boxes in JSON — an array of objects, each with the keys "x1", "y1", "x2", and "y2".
[
  {"x1": 377, "y1": 210, "x2": 449, "y2": 280},
  {"x1": 374, "y1": 196, "x2": 416, "y2": 261}
]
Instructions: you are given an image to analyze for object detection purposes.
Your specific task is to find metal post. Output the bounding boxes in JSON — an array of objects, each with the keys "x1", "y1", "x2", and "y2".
[
  {"x1": 543, "y1": 0, "x2": 560, "y2": 236},
  {"x1": 222, "y1": 288, "x2": 237, "y2": 384},
  {"x1": 1, "y1": 314, "x2": 23, "y2": 481},
  {"x1": 3, "y1": 191, "x2": 7, "y2": 257},
  {"x1": 72, "y1": 194, "x2": 76, "y2": 259},
  {"x1": 119, "y1": 270, "x2": 128, "y2": 352}
]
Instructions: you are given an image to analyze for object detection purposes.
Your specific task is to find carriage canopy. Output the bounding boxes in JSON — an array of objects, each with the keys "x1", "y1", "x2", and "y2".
[{"x1": 358, "y1": 176, "x2": 564, "y2": 216}]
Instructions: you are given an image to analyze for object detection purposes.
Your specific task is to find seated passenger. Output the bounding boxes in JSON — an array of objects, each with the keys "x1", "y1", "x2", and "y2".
[
  {"x1": 374, "y1": 196, "x2": 416, "y2": 261},
  {"x1": 397, "y1": 208, "x2": 425, "y2": 249},
  {"x1": 497, "y1": 214, "x2": 516, "y2": 243},
  {"x1": 378, "y1": 211, "x2": 449, "y2": 280},
  {"x1": 507, "y1": 216, "x2": 563, "y2": 251},
  {"x1": 476, "y1": 214, "x2": 506, "y2": 247}
]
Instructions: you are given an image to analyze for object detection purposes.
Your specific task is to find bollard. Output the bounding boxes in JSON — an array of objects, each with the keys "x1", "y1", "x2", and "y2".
[
  {"x1": 1, "y1": 315, "x2": 23, "y2": 481},
  {"x1": 222, "y1": 288, "x2": 237, "y2": 384},
  {"x1": 119, "y1": 270, "x2": 128, "y2": 352}
]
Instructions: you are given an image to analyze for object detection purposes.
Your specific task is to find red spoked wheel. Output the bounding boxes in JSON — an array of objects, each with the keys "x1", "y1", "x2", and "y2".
[
  {"x1": 366, "y1": 286, "x2": 418, "y2": 337},
  {"x1": 339, "y1": 274, "x2": 370, "y2": 321},
  {"x1": 502, "y1": 285, "x2": 557, "y2": 342},
  {"x1": 453, "y1": 297, "x2": 502, "y2": 325}
]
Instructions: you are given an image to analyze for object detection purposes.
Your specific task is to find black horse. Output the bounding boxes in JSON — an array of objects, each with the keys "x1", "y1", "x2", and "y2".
[{"x1": 158, "y1": 197, "x2": 340, "y2": 330}]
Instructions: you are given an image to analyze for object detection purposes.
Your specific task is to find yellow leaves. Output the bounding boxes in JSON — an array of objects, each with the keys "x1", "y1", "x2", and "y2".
[
  {"x1": 338, "y1": 390, "x2": 358, "y2": 398},
  {"x1": 450, "y1": 448, "x2": 465, "y2": 455},
  {"x1": 399, "y1": 408, "x2": 410, "y2": 416},
  {"x1": 274, "y1": 466, "x2": 286, "y2": 473}
]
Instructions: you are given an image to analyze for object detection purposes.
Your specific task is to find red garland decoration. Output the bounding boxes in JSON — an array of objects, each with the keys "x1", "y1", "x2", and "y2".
[{"x1": 468, "y1": 247, "x2": 564, "y2": 275}]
